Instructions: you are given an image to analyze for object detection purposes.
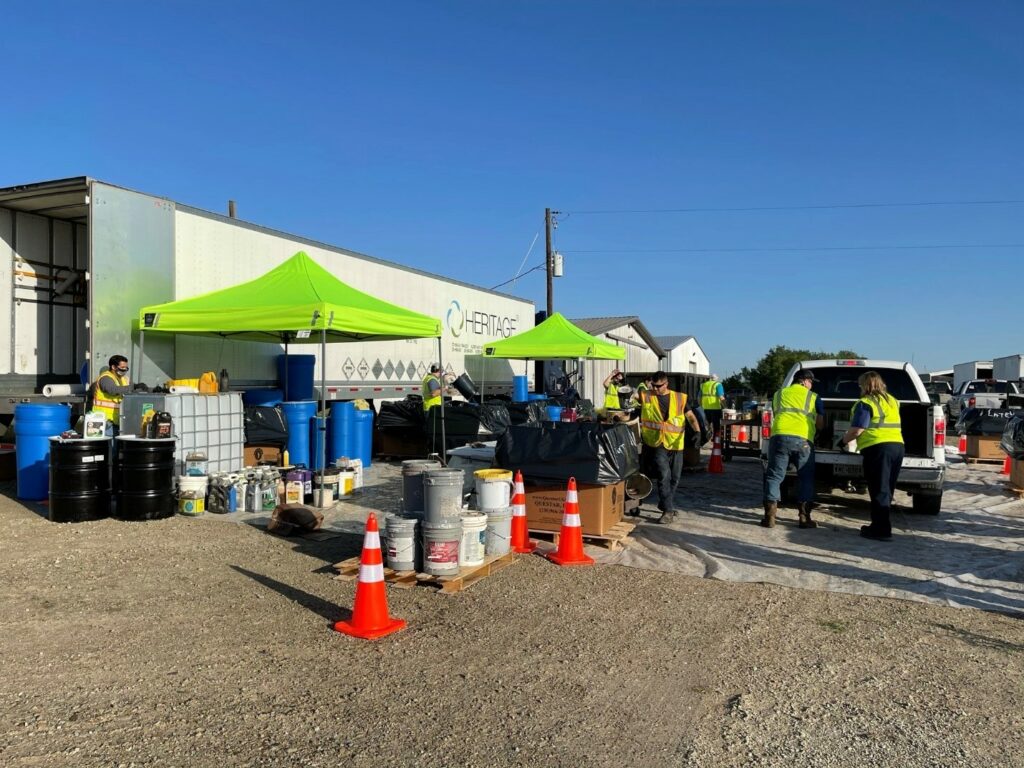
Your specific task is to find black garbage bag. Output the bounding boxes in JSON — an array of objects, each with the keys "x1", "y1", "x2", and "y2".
[
  {"x1": 495, "y1": 422, "x2": 640, "y2": 486},
  {"x1": 244, "y1": 406, "x2": 289, "y2": 446},
  {"x1": 1001, "y1": 414, "x2": 1024, "y2": 460},
  {"x1": 506, "y1": 402, "x2": 542, "y2": 427},
  {"x1": 427, "y1": 400, "x2": 481, "y2": 439},
  {"x1": 477, "y1": 402, "x2": 511, "y2": 436},
  {"x1": 378, "y1": 398, "x2": 426, "y2": 430},
  {"x1": 956, "y1": 407, "x2": 1020, "y2": 436}
]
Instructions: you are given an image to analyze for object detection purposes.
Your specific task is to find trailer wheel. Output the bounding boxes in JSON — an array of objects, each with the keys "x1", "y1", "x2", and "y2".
[{"x1": 912, "y1": 491, "x2": 942, "y2": 515}]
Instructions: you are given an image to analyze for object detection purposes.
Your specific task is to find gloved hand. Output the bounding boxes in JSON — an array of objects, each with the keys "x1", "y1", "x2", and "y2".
[{"x1": 133, "y1": 382, "x2": 150, "y2": 392}]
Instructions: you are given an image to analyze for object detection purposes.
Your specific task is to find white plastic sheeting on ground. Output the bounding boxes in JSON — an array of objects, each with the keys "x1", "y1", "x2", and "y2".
[{"x1": 595, "y1": 456, "x2": 1024, "y2": 615}]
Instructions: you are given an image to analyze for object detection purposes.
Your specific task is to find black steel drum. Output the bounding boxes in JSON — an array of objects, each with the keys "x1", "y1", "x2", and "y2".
[
  {"x1": 113, "y1": 437, "x2": 176, "y2": 520},
  {"x1": 48, "y1": 437, "x2": 112, "y2": 523}
]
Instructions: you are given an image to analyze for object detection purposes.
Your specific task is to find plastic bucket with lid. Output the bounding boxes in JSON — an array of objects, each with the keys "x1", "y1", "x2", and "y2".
[
  {"x1": 545, "y1": 405, "x2": 563, "y2": 422},
  {"x1": 385, "y1": 513, "x2": 418, "y2": 572},
  {"x1": 337, "y1": 469, "x2": 356, "y2": 497},
  {"x1": 422, "y1": 468, "x2": 465, "y2": 524},
  {"x1": 459, "y1": 512, "x2": 488, "y2": 567},
  {"x1": 485, "y1": 507, "x2": 513, "y2": 556},
  {"x1": 401, "y1": 460, "x2": 441, "y2": 512},
  {"x1": 422, "y1": 519, "x2": 462, "y2": 576},
  {"x1": 473, "y1": 468, "x2": 513, "y2": 511}
]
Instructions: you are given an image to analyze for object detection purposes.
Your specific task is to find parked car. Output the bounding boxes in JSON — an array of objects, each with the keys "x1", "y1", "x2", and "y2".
[
  {"x1": 946, "y1": 379, "x2": 1021, "y2": 423},
  {"x1": 924, "y1": 380, "x2": 953, "y2": 408},
  {"x1": 761, "y1": 359, "x2": 946, "y2": 514}
]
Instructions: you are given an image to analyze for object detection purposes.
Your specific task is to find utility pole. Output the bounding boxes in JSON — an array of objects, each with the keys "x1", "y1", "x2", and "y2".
[{"x1": 545, "y1": 207, "x2": 554, "y2": 317}]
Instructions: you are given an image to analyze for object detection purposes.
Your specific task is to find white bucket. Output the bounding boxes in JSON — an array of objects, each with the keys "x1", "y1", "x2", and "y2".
[
  {"x1": 485, "y1": 507, "x2": 513, "y2": 556},
  {"x1": 385, "y1": 513, "x2": 418, "y2": 572},
  {"x1": 474, "y1": 468, "x2": 513, "y2": 511},
  {"x1": 178, "y1": 475, "x2": 208, "y2": 497},
  {"x1": 337, "y1": 469, "x2": 356, "y2": 497},
  {"x1": 459, "y1": 512, "x2": 488, "y2": 567}
]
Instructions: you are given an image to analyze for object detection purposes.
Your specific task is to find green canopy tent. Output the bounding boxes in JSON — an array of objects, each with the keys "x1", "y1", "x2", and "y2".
[
  {"x1": 136, "y1": 251, "x2": 444, "y2": 483},
  {"x1": 480, "y1": 312, "x2": 625, "y2": 401}
]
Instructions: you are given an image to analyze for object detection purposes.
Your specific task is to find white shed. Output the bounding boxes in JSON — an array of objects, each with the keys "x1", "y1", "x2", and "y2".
[
  {"x1": 654, "y1": 335, "x2": 711, "y2": 376},
  {"x1": 568, "y1": 316, "x2": 665, "y2": 406}
]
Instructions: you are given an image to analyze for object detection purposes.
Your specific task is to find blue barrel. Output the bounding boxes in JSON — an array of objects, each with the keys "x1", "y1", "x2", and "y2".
[
  {"x1": 242, "y1": 388, "x2": 283, "y2": 407},
  {"x1": 330, "y1": 401, "x2": 356, "y2": 463},
  {"x1": 281, "y1": 401, "x2": 317, "y2": 469},
  {"x1": 354, "y1": 408, "x2": 373, "y2": 469},
  {"x1": 277, "y1": 354, "x2": 316, "y2": 401},
  {"x1": 512, "y1": 375, "x2": 529, "y2": 403},
  {"x1": 311, "y1": 414, "x2": 330, "y2": 470},
  {"x1": 546, "y1": 405, "x2": 563, "y2": 422},
  {"x1": 15, "y1": 404, "x2": 71, "y2": 501}
]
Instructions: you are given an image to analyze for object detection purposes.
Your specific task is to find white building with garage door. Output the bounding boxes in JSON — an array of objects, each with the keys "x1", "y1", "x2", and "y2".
[{"x1": 655, "y1": 335, "x2": 711, "y2": 376}]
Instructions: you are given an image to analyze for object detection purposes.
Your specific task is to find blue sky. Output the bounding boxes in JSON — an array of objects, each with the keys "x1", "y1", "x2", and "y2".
[{"x1": 5, "y1": 1, "x2": 1022, "y2": 376}]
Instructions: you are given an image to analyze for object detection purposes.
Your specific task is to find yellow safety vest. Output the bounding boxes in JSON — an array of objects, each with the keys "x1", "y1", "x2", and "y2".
[
  {"x1": 851, "y1": 394, "x2": 903, "y2": 450},
  {"x1": 421, "y1": 374, "x2": 442, "y2": 412},
  {"x1": 604, "y1": 383, "x2": 620, "y2": 410},
  {"x1": 639, "y1": 390, "x2": 687, "y2": 450},
  {"x1": 701, "y1": 380, "x2": 722, "y2": 411},
  {"x1": 92, "y1": 370, "x2": 127, "y2": 426},
  {"x1": 771, "y1": 384, "x2": 818, "y2": 441}
]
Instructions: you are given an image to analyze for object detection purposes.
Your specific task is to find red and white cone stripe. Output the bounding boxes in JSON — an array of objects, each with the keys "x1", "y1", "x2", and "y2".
[
  {"x1": 562, "y1": 487, "x2": 581, "y2": 527},
  {"x1": 512, "y1": 477, "x2": 526, "y2": 518},
  {"x1": 358, "y1": 528, "x2": 385, "y2": 583}
]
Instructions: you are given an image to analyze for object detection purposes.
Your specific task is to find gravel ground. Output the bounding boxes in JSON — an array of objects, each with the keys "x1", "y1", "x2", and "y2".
[{"x1": 1, "y1": 463, "x2": 1022, "y2": 767}]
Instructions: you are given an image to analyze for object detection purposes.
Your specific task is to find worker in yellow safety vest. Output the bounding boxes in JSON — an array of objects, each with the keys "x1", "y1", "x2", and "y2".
[
  {"x1": 421, "y1": 364, "x2": 445, "y2": 413},
  {"x1": 602, "y1": 368, "x2": 626, "y2": 410},
  {"x1": 762, "y1": 369, "x2": 824, "y2": 529},
  {"x1": 90, "y1": 355, "x2": 132, "y2": 434},
  {"x1": 635, "y1": 371, "x2": 701, "y2": 525},
  {"x1": 700, "y1": 374, "x2": 725, "y2": 434},
  {"x1": 838, "y1": 371, "x2": 905, "y2": 542}
]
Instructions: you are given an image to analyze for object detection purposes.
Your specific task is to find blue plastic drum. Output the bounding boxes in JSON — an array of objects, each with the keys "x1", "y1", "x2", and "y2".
[
  {"x1": 354, "y1": 408, "x2": 373, "y2": 469},
  {"x1": 330, "y1": 401, "x2": 356, "y2": 463},
  {"x1": 15, "y1": 403, "x2": 72, "y2": 501},
  {"x1": 280, "y1": 401, "x2": 317, "y2": 469},
  {"x1": 512, "y1": 375, "x2": 529, "y2": 403},
  {"x1": 242, "y1": 388, "x2": 284, "y2": 407},
  {"x1": 277, "y1": 354, "x2": 316, "y2": 401}
]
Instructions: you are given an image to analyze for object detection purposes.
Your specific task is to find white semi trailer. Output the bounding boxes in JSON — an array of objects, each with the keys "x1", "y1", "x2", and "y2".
[{"x1": 0, "y1": 177, "x2": 534, "y2": 413}]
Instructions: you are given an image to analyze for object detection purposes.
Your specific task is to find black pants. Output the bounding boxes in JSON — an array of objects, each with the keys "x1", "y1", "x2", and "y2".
[
  {"x1": 861, "y1": 442, "x2": 904, "y2": 535},
  {"x1": 705, "y1": 409, "x2": 722, "y2": 432},
  {"x1": 651, "y1": 446, "x2": 684, "y2": 514}
]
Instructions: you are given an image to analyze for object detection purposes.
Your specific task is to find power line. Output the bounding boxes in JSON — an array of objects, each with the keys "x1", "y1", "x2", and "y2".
[
  {"x1": 563, "y1": 200, "x2": 1024, "y2": 215},
  {"x1": 491, "y1": 261, "x2": 545, "y2": 290},
  {"x1": 563, "y1": 243, "x2": 1024, "y2": 254}
]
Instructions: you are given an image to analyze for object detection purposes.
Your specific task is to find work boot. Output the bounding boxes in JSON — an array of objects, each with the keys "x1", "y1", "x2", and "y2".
[
  {"x1": 657, "y1": 510, "x2": 677, "y2": 525},
  {"x1": 760, "y1": 501, "x2": 777, "y2": 528},
  {"x1": 798, "y1": 502, "x2": 817, "y2": 529}
]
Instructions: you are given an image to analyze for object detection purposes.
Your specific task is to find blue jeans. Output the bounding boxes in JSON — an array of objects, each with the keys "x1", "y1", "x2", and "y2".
[{"x1": 763, "y1": 435, "x2": 815, "y2": 503}]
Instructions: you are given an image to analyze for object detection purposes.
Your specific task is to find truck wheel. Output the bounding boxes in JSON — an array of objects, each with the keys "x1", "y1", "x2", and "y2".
[{"x1": 912, "y1": 492, "x2": 942, "y2": 515}]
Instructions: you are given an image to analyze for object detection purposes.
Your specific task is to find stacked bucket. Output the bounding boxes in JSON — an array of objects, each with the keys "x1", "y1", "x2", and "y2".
[{"x1": 385, "y1": 461, "x2": 517, "y2": 576}]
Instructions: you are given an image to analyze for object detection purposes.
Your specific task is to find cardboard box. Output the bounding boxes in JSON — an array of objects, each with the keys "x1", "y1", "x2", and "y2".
[
  {"x1": 966, "y1": 435, "x2": 1004, "y2": 461},
  {"x1": 1010, "y1": 458, "x2": 1024, "y2": 491},
  {"x1": 525, "y1": 481, "x2": 624, "y2": 535},
  {"x1": 245, "y1": 444, "x2": 282, "y2": 466}
]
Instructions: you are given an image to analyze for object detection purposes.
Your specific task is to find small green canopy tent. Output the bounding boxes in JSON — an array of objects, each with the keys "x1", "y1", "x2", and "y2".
[
  {"x1": 137, "y1": 251, "x2": 445, "y2": 479},
  {"x1": 482, "y1": 312, "x2": 625, "y2": 360}
]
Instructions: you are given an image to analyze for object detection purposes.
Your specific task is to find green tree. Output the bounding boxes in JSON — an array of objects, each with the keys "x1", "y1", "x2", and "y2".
[{"x1": 740, "y1": 345, "x2": 862, "y2": 396}]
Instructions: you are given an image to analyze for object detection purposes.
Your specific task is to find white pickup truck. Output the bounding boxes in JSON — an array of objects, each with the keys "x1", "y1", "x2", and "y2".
[
  {"x1": 946, "y1": 379, "x2": 1022, "y2": 423},
  {"x1": 760, "y1": 359, "x2": 946, "y2": 514}
]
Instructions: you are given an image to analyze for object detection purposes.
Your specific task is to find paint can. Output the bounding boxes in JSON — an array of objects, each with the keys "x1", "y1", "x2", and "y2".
[
  {"x1": 422, "y1": 468, "x2": 465, "y2": 524},
  {"x1": 459, "y1": 512, "x2": 488, "y2": 567},
  {"x1": 178, "y1": 492, "x2": 205, "y2": 516},
  {"x1": 401, "y1": 459, "x2": 441, "y2": 512},
  {"x1": 473, "y1": 468, "x2": 513, "y2": 511},
  {"x1": 422, "y1": 519, "x2": 462, "y2": 576},
  {"x1": 485, "y1": 506, "x2": 513, "y2": 556},
  {"x1": 385, "y1": 513, "x2": 418, "y2": 572}
]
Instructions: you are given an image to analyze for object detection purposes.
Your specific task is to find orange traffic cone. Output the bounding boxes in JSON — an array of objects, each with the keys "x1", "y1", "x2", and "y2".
[
  {"x1": 1001, "y1": 455, "x2": 1012, "y2": 476},
  {"x1": 546, "y1": 477, "x2": 594, "y2": 567},
  {"x1": 708, "y1": 433, "x2": 724, "y2": 474},
  {"x1": 510, "y1": 470, "x2": 536, "y2": 554},
  {"x1": 737, "y1": 425, "x2": 748, "y2": 443},
  {"x1": 334, "y1": 512, "x2": 407, "y2": 640},
  {"x1": 958, "y1": 433, "x2": 967, "y2": 454}
]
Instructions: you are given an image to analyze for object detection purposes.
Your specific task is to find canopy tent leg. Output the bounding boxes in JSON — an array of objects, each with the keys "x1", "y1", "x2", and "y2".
[
  {"x1": 318, "y1": 328, "x2": 327, "y2": 494},
  {"x1": 137, "y1": 329, "x2": 145, "y2": 386},
  {"x1": 283, "y1": 335, "x2": 290, "y2": 401}
]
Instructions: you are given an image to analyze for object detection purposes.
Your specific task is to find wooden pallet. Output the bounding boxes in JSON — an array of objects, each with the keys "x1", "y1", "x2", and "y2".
[
  {"x1": 331, "y1": 551, "x2": 517, "y2": 594},
  {"x1": 964, "y1": 456, "x2": 1006, "y2": 465},
  {"x1": 528, "y1": 520, "x2": 636, "y2": 552}
]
